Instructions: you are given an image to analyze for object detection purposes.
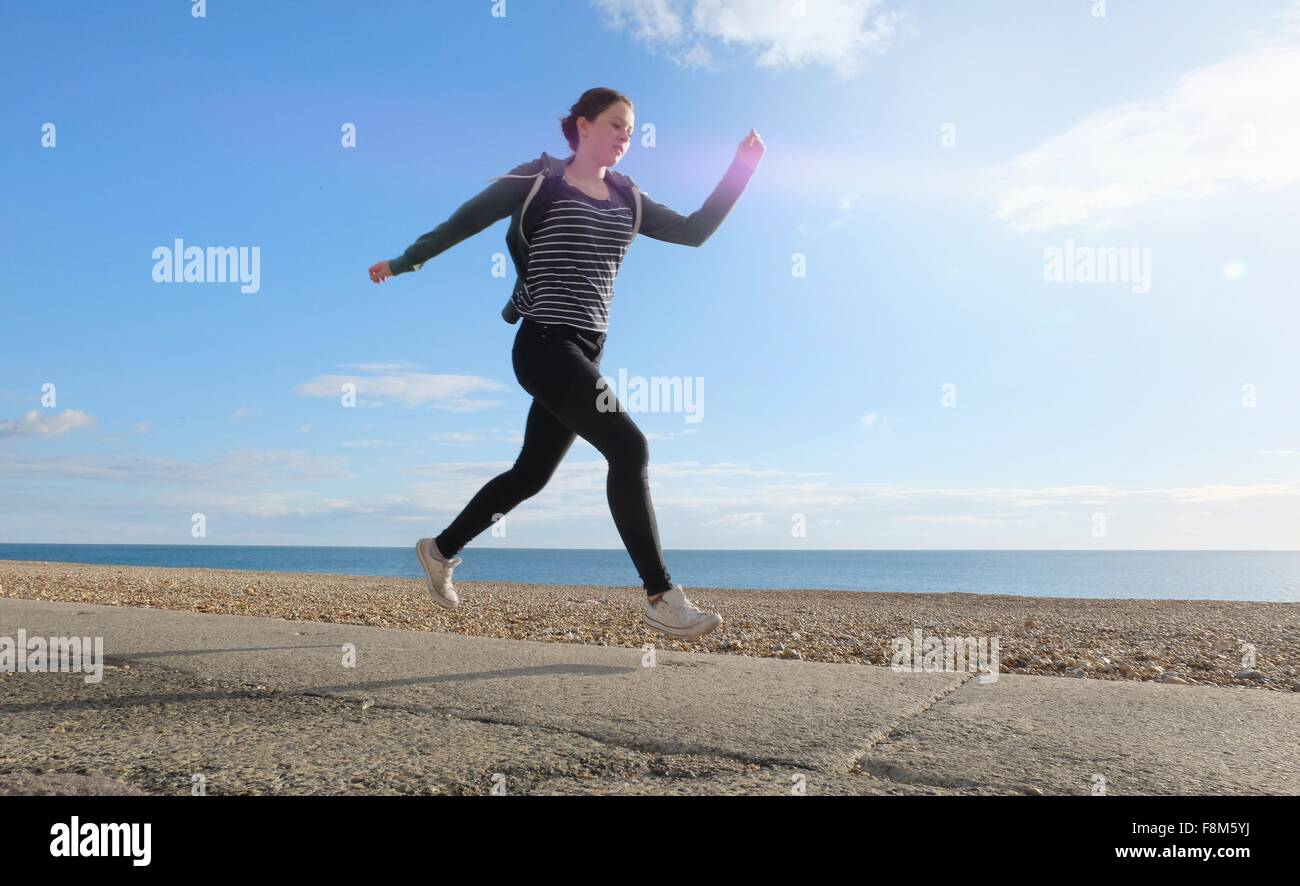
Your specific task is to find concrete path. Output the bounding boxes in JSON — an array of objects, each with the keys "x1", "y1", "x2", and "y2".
[{"x1": 1, "y1": 599, "x2": 1295, "y2": 795}]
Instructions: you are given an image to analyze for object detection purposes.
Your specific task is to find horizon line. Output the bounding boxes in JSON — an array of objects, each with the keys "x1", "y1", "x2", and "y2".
[{"x1": 1, "y1": 543, "x2": 1297, "y2": 554}]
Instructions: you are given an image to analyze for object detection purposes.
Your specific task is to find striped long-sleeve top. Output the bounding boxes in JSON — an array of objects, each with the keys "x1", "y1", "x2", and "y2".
[{"x1": 512, "y1": 177, "x2": 635, "y2": 333}]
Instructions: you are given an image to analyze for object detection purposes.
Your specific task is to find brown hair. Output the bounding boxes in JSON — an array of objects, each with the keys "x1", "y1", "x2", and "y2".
[{"x1": 560, "y1": 87, "x2": 634, "y2": 153}]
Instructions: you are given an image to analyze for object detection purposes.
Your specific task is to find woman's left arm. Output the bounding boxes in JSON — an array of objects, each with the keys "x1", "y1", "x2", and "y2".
[{"x1": 638, "y1": 129, "x2": 765, "y2": 247}]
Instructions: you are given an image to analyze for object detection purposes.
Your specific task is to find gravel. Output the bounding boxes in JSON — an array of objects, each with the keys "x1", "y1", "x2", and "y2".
[{"x1": 3, "y1": 559, "x2": 1297, "y2": 692}]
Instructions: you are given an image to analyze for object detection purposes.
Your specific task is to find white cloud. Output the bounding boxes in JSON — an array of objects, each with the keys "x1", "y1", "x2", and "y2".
[
  {"x1": 672, "y1": 41, "x2": 716, "y2": 71},
  {"x1": 645, "y1": 428, "x2": 700, "y2": 440},
  {"x1": 704, "y1": 511, "x2": 767, "y2": 527},
  {"x1": 989, "y1": 20, "x2": 1300, "y2": 233},
  {"x1": 9, "y1": 445, "x2": 1300, "y2": 546},
  {"x1": 859, "y1": 411, "x2": 879, "y2": 428},
  {"x1": 1162, "y1": 481, "x2": 1300, "y2": 504},
  {"x1": 384, "y1": 460, "x2": 1300, "y2": 532},
  {"x1": 0, "y1": 409, "x2": 95, "y2": 439},
  {"x1": 294, "y1": 367, "x2": 506, "y2": 410},
  {"x1": 156, "y1": 491, "x2": 360, "y2": 519},
  {"x1": 431, "y1": 429, "x2": 530, "y2": 446},
  {"x1": 894, "y1": 514, "x2": 1012, "y2": 527},
  {"x1": 646, "y1": 476, "x2": 1300, "y2": 513},
  {"x1": 592, "y1": 0, "x2": 686, "y2": 42},
  {"x1": 339, "y1": 361, "x2": 422, "y2": 373},
  {"x1": 593, "y1": 0, "x2": 898, "y2": 76},
  {"x1": 431, "y1": 432, "x2": 482, "y2": 446},
  {"x1": 0, "y1": 448, "x2": 350, "y2": 484},
  {"x1": 229, "y1": 406, "x2": 261, "y2": 421},
  {"x1": 649, "y1": 460, "x2": 827, "y2": 479}
]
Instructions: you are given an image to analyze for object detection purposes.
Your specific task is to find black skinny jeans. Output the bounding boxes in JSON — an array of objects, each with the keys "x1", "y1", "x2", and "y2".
[{"x1": 434, "y1": 318, "x2": 673, "y2": 595}]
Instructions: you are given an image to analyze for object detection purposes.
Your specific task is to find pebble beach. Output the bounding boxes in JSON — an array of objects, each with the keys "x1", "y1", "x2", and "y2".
[{"x1": 2, "y1": 559, "x2": 1297, "y2": 692}]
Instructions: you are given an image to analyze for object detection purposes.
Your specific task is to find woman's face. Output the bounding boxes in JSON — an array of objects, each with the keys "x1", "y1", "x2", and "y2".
[{"x1": 578, "y1": 101, "x2": 634, "y2": 166}]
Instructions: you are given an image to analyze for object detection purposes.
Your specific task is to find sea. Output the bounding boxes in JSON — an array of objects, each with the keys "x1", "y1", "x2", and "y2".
[{"x1": 1, "y1": 545, "x2": 1297, "y2": 602}]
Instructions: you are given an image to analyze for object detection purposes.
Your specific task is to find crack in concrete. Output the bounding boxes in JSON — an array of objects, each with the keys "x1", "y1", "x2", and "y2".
[
  {"x1": 840, "y1": 675, "x2": 1046, "y2": 794},
  {"x1": 845, "y1": 673, "x2": 977, "y2": 781}
]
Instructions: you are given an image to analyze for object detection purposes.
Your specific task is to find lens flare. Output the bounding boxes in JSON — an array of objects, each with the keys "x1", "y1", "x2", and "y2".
[{"x1": 1222, "y1": 260, "x2": 1249, "y2": 280}]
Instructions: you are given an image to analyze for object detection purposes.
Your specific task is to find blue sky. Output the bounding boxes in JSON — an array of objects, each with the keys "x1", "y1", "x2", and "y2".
[{"x1": 3, "y1": 0, "x2": 1299, "y2": 550}]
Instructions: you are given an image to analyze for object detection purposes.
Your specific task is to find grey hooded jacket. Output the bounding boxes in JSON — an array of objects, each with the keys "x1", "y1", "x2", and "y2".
[{"x1": 387, "y1": 151, "x2": 757, "y2": 324}]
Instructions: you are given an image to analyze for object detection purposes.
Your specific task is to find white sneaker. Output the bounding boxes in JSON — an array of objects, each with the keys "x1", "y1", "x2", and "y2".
[
  {"x1": 643, "y1": 585, "x2": 722, "y2": 639},
  {"x1": 416, "y1": 538, "x2": 463, "y2": 609}
]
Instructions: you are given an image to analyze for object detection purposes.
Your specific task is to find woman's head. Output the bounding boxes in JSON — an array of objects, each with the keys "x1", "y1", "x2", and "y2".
[{"x1": 560, "y1": 87, "x2": 634, "y2": 166}]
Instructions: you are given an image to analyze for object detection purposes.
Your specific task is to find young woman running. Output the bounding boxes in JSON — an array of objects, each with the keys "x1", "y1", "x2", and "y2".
[{"x1": 369, "y1": 87, "x2": 763, "y2": 639}]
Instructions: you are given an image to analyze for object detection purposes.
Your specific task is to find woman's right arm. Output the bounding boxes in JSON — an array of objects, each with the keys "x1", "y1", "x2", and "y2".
[{"x1": 377, "y1": 158, "x2": 541, "y2": 280}]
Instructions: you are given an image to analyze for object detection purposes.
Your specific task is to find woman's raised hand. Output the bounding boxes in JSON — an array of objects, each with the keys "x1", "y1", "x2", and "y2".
[
  {"x1": 736, "y1": 128, "x2": 765, "y2": 170},
  {"x1": 369, "y1": 260, "x2": 393, "y2": 284}
]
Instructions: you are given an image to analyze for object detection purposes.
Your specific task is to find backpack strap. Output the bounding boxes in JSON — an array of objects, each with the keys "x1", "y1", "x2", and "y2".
[
  {"x1": 486, "y1": 172, "x2": 540, "y2": 182},
  {"x1": 517, "y1": 173, "x2": 548, "y2": 248}
]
